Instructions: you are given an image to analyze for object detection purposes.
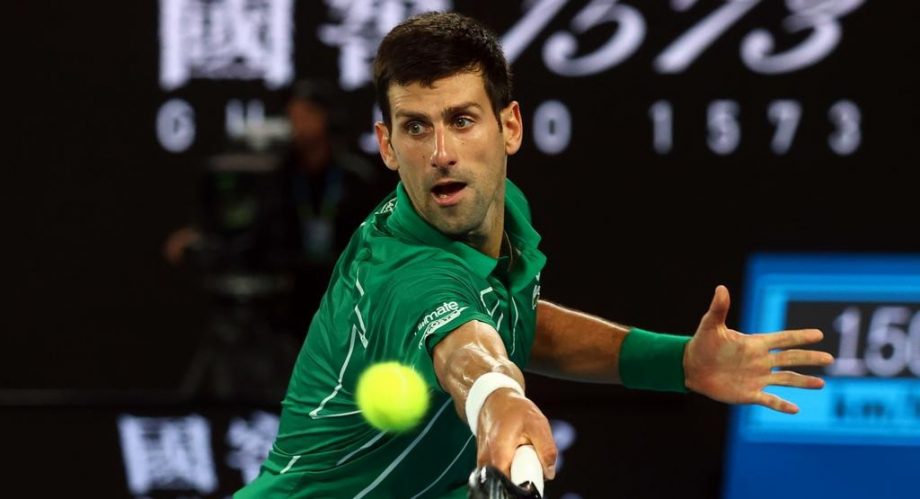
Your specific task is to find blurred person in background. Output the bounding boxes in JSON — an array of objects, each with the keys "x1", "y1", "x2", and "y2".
[
  {"x1": 164, "y1": 79, "x2": 389, "y2": 401},
  {"x1": 274, "y1": 79, "x2": 389, "y2": 331}
]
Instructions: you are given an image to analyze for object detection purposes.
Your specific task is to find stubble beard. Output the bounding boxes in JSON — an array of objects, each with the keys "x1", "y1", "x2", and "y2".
[
  {"x1": 430, "y1": 202, "x2": 485, "y2": 240},
  {"x1": 433, "y1": 188, "x2": 501, "y2": 249}
]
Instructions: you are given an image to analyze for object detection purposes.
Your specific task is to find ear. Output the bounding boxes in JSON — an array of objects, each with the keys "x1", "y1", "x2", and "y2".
[
  {"x1": 502, "y1": 101, "x2": 523, "y2": 156},
  {"x1": 375, "y1": 122, "x2": 399, "y2": 171}
]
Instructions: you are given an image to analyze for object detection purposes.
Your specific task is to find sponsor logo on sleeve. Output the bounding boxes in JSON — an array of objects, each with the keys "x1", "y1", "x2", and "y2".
[{"x1": 415, "y1": 301, "x2": 468, "y2": 348}]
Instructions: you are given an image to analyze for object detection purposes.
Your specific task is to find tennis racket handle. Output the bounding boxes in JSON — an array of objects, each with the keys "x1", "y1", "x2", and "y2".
[{"x1": 510, "y1": 445, "x2": 544, "y2": 497}]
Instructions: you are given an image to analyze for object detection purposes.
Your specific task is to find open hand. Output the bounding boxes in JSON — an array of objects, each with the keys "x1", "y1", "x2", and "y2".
[{"x1": 683, "y1": 285, "x2": 835, "y2": 413}]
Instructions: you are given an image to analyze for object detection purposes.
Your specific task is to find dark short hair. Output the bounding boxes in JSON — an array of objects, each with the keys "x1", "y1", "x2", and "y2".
[{"x1": 373, "y1": 12, "x2": 513, "y2": 129}]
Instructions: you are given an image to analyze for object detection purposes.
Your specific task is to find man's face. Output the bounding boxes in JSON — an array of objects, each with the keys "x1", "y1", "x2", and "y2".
[
  {"x1": 287, "y1": 99, "x2": 328, "y2": 146},
  {"x1": 375, "y1": 71, "x2": 522, "y2": 243}
]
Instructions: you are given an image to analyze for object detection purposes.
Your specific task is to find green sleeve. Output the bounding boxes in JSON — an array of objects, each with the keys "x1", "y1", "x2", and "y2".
[{"x1": 373, "y1": 261, "x2": 495, "y2": 391}]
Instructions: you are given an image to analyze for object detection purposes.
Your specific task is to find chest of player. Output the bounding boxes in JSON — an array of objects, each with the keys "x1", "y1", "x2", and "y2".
[{"x1": 481, "y1": 266, "x2": 541, "y2": 367}]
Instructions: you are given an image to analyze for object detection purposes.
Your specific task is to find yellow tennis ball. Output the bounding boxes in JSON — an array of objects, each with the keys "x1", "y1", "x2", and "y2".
[{"x1": 356, "y1": 362, "x2": 430, "y2": 432}]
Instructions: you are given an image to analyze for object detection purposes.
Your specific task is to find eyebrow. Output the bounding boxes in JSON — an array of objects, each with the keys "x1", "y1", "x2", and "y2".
[{"x1": 394, "y1": 102, "x2": 484, "y2": 122}]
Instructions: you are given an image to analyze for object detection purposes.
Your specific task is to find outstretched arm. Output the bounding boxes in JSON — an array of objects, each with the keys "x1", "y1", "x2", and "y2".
[
  {"x1": 528, "y1": 286, "x2": 835, "y2": 413},
  {"x1": 432, "y1": 320, "x2": 557, "y2": 479},
  {"x1": 527, "y1": 300, "x2": 630, "y2": 383}
]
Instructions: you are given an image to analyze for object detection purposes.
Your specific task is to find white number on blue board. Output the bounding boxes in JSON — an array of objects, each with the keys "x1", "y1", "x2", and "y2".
[
  {"x1": 829, "y1": 307, "x2": 920, "y2": 378},
  {"x1": 865, "y1": 307, "x2": 912, "y2": 378},
  {"x1": 828, "y1": 306, "x2": 867, "y2": 376}
]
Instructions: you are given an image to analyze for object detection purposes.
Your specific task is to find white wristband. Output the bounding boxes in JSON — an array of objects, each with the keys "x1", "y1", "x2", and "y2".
[{"x1": 464, "y1": 372, "x2": 525, "y2": 436}]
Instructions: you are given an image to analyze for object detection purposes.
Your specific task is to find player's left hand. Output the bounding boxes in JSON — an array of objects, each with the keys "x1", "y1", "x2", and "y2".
[{"x1": 683, "y1": 285, "x2": 835, "y2": 413}]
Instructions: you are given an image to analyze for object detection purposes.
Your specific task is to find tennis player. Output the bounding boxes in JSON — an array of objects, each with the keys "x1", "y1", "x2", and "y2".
[{"x1": 235, "y1": 11, "x2": 834, "y2": 498}]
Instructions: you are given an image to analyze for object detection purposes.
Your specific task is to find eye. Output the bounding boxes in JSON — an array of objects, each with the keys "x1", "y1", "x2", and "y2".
[
  {"x1": 454, "y1": 116, "x2": 473, "y2": 128},
  {"x1": 405, "y1": 121, "x2": 425, "y2": 136}
]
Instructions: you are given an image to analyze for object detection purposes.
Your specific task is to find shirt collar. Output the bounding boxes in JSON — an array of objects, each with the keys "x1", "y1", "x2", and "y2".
[{"x1": 387, "y1": 182, "x2": 508, "y2": 279}]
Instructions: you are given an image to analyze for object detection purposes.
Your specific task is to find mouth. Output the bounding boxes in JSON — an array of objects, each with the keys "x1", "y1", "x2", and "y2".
[{"x1": 431, "y1": 181, "x2": 467, "y2": 207}]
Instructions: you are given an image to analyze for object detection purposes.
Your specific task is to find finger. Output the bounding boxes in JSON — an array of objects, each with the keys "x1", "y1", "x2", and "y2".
[
  {"x1": 772, "y1": 349, "x2": 835, "y2": 368},
  {"x1": 768, "y1": 370, "x2": 826, "y2": 389},
  {"x1": 700, "y1": 285, "x2": 731, "y2": 329},
  {"x1": 476, "y1": 427, "x2": 512, "y2": 470},
  {"x1": 485, "y1": 435, "x2": 518, "y2": 477},
  {"x1": 763, "y1": 328, "x2": 824, "y2": 349},
  {"x1": 754, "y1": 391, "x2": 799, "y2": 414},
  {"x1": 525, "y1": 421, "x2": 558, "y2": 479}
]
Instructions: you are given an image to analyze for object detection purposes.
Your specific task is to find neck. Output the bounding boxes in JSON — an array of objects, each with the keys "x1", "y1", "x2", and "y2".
[{"x1": 465, "y1": 205, "x2": 505, "y2": 259}]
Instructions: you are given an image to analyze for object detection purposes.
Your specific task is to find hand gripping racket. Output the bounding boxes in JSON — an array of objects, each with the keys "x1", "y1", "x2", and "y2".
[{"x1": 467, "y1": 445, "x2": 544, "y2": 499}]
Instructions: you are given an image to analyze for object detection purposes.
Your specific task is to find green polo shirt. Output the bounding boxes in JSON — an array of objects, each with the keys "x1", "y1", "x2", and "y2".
[{"x1": 235, "y1": 179, "x2": 546, "y2": 498}]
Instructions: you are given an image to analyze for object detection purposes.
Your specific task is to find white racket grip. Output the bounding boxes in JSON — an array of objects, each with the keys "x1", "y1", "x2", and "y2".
[{"x1": 510, "y1": 444, "x2": 544, "y2": 497}]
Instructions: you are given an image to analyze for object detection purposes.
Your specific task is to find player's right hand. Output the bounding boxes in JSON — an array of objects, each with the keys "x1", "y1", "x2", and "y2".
[{"x1": 475, "y1": 388, "x2": 557, "y2": 481}]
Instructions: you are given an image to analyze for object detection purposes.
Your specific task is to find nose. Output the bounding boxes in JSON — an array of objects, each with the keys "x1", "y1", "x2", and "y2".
[{"x1": 430, "y1": 126, "x2": 457, "y2": 169}]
